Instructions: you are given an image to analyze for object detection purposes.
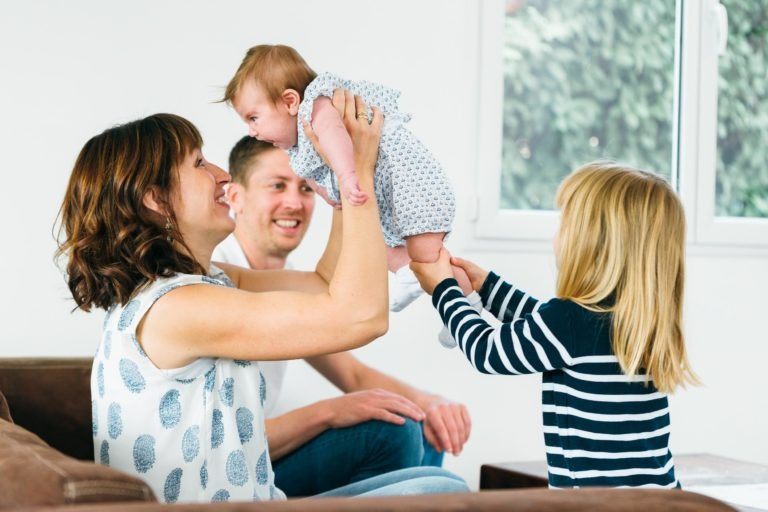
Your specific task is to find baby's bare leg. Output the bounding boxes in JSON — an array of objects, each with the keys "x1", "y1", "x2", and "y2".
[
  {"x1": 405, "y1": 233, "x2": 473, "y2": 295},
  {"x1": 386, "y1": 245, "x2": 411, "y2": 273}
]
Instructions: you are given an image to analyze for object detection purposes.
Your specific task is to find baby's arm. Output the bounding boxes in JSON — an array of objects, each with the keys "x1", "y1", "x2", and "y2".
[{"x1": 311, "y1": 97, "x2": 368, "y2": 205}]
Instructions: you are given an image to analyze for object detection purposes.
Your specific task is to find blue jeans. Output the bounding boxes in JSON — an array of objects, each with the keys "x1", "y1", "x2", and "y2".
[
  {"x1": 273, "y1": 418, "x2": 445, "y2": 497},
  {"x1": 314, "y1": 466, "x2": 469, "y2": 497}
]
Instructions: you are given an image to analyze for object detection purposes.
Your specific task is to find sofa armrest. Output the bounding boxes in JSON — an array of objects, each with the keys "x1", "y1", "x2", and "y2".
[
  {"x1": 0, "y1": 416, "x2": 155, "y2": 508},
  {"x1": 0, "y1": 358, "x2": 93, "y2": 460}
]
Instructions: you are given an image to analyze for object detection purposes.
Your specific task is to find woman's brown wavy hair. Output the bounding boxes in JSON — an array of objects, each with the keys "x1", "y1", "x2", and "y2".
[{"x1": 56, "y1": 113, "x2": 207, "y2": 312}]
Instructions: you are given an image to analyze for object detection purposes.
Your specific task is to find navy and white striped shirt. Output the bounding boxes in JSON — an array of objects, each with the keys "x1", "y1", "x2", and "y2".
[{"x1": 433, "y1": 273, "x2": 678, "y2": 488}]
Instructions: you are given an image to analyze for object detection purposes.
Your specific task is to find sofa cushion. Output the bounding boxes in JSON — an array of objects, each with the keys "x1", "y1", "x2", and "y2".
[{"x1": 0, "y1": 417, "x2": 155, "y2": 508}]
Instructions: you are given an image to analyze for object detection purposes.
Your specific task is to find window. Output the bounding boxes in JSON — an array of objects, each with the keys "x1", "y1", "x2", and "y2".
[{"x1": 476, "y1": 0, "x2": 768, "y2": 246}]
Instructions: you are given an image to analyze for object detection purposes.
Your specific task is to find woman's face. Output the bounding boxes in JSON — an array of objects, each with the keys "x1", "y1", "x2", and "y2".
[{"x1": 171, "y1": 148, "x2": 235, "y2": 251}]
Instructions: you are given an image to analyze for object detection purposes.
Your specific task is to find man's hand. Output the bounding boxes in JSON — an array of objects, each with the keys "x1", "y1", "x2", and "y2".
[
  {"x1": 449, "y1": 256, "x2": 490, "y2": 293},
  {"x1": 418, "y1": 395, "x2": 471, "y2": 456},
  {"x1": 320, "y1": 388, "x2": 425, "y2": 429}
]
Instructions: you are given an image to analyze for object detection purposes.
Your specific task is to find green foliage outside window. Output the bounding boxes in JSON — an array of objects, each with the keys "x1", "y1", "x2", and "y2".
[
  {"x1": 501, "y1": 0, "x2": 767, "y2": 218},
  {"x1": 716, "y1": 0, "x2": 768, "y2": 218}
]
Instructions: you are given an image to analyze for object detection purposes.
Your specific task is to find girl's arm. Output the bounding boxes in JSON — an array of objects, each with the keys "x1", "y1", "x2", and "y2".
[
  {"x1": 479, "y1": 272, "x2": 543, "y2": 323},
  {"x1": 410, "y1": 250, "x2": 571, "y2": 376},
  {"x1": 432, "y1": 277, "x2": 573, "y2": 375},
  {"x1": 450, "y1": 255, "x2": 542, "y2": 322},
  {"x1": 140, "y1": 98, "x2": 388, "y2": 369}
]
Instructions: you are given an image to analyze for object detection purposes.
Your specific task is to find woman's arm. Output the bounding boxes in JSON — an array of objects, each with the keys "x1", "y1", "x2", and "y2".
[
  {"x1": 214, "y1": 207, "x2": 342, "y2": 294},
  {"x1": 140, "y1": 96, "x2": 388, "y2": 369}
]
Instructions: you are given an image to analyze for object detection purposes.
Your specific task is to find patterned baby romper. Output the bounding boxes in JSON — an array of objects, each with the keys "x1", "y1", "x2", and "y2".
[
  {"x1": 287, "y1": 72, "x2": 456, "y2": 248},
  {"x1": 91, "y1": 265, "x2": 285, "y2": 503}
]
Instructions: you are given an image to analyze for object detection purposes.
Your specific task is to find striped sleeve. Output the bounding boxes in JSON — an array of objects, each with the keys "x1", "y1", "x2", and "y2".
[
  {"x1": 432, "y1": 278, "x2": 573, "y2": 375},
  {"x1": 479, "y1": 272, "x2": 542, "y2": 322}
]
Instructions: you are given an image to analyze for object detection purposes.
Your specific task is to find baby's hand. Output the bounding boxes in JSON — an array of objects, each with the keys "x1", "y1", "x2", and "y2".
[
  {"x1": 306, "y1": 179, "x2": 342, "y2": 209},
  {"x1": 339, "y1": 173, "x2": 368, "y2": 206}
]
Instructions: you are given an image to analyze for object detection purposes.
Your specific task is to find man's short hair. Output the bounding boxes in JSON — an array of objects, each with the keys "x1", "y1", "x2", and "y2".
[{"x1": 228, "y1": 136, "x2": 277, "y2": 185}]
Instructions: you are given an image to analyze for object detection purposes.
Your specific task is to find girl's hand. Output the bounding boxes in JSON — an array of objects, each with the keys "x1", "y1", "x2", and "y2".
[
  {"x1": 450, "y1": 256, "x2": 489, "y2": 293},
  {"x1": 410, "y1": 248, "x2": 454, "y2": 295}
]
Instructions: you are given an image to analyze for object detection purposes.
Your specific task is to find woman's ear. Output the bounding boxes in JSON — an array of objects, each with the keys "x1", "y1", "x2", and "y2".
[
  {"x1": 281, "y1": 89, "x2": 301, "y2": 116},
  {"x1": 142, "y1": 186, "x2": 167, "y2": 217}
]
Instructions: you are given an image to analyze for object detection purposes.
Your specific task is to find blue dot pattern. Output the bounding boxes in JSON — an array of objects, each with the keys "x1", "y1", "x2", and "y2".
[
  {"x1": 90, "y1": 266, "x2": 283, "y2": 502},
  {"x1": 119, "y1": 359, "x2": 145, "y2": 393},
  {"x1": 163, "y1": 468, "x2": 183, "y2": 503},
  {"x1": 255, "y1": 450, "x2": 268, "y2": 485},
  {"x1": 236, "y1": 407, "x2": 254, "y2": 444},
  {"x1": 117, "y1": 300, "x2": 140, "y2": 331},
  {"x1": 159, "y1": 389, "x2": 182, "y2": 428},
  {"x1": 204, "y1": 366, "x2": 216, "y2": 393},
  {"x1": 97, "y1": 362, "x2": 105, "y2": 398},
  {"x1": 108, "y1": 402, "x2": 122, "y2": 439},
  {"x1": 211, "y1": 409, "x2": 224, "y2": 449},
  {"x1": 133, "y1": 435, "x2": 156, "y2": 473},
  {"x1": 211, "y1": 489, "x2": 230, "y2": 502},
  {"x1": 91, "y1": 400, "x2": 98, "y2": 437},
  {"x1": 200, "y1": 461, "x2": 208, "y2": 490},
  {"x1": 226, "y1": 450, "x2": 249, "y2": 487},
  {"x1": 100, "y1": 440, "x2": 110, "y2": 465},
  {"x1": 103, "y1": 331, "x2": 112, "y2": 359},
  {"x1": 259, "y1": 373, "x2": 267, "y2": 406},
  {"x1": 182, "y1": 426, "x2": 200, "y2": 462},
  {"x1": 288, "y1": 72, "x2": 455, "y2": 247},
  {"x1": 219, "y1": 378, "x2": 234, "y2": 407}
]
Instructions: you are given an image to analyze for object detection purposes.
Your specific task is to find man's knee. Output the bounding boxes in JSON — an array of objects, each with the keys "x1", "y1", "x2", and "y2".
[{"x1": 372, "y1": 418, "x2": 424, "y2": 467}]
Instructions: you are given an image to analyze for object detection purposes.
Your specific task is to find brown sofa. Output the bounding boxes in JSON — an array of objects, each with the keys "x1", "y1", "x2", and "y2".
[{"x1": 0, "y1": 358, "x2": 734, "y2": 511}]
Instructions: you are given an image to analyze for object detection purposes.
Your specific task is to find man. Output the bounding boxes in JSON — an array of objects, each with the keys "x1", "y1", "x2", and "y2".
[{"x1": 213, "y1": 136, "x2": 471, "y2": 497}]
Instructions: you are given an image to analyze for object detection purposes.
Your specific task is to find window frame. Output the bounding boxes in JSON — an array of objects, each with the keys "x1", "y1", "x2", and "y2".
[{"x1": 473, "y1": 0, "x2": 768, "y2": 250}]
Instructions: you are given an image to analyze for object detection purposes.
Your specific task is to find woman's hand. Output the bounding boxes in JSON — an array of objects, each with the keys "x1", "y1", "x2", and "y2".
[
  {"x1": 450, "y1": 256, "x2": 489, "y2": 293},
  {"x1": 410, "y1": 248, "x2": 454, "y2": 295},
  {"x1": 339, "y1": 92, "x2": 382, "y2": 181},
  {"x1": 302, "y1": 89, "x2": 383, "y2": 183}
]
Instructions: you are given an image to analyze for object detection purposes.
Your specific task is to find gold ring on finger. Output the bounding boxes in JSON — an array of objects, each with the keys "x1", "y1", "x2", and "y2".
[{"x1": 356, "y1": 112, "x2": 368, "y2": 119}]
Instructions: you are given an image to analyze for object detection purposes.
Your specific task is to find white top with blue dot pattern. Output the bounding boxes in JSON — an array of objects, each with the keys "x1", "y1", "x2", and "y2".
[{"x1": 91, "y1": 265, "x2": 285, "y2": 503}]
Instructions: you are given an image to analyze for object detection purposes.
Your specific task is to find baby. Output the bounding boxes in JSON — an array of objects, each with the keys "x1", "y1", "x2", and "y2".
[{"x1": 223, "y1": 44, "x2": 478, "y2": 347}]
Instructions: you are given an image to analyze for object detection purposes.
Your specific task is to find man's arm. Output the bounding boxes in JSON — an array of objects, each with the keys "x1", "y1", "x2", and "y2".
[{"x1": 306, "y1": 352, "x2": 472, "y2": 456}]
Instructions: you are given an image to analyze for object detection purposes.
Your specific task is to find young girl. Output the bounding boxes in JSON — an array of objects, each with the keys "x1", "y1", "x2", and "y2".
[
  {"x1": 411, "y1": 161, "x2": 698, "y2": 488},
  {"x1": 222, "y1": 44, "x2": 478, "y2": 347}
]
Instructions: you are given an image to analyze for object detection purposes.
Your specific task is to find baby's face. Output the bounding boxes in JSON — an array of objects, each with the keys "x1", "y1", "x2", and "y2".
[{"x1": 233, "y1": 81, "x2": 298, "y2": 150}]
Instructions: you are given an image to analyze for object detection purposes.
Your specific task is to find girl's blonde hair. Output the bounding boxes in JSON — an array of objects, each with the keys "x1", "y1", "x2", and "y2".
[{"x1": 555, "y1": 161, "x2": 698, "y2": 393}]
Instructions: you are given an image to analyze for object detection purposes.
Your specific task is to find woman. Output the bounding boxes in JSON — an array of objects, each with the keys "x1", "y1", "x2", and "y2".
[{"x1": 57, "y1": 92, "x2": 467, "y2": 503}]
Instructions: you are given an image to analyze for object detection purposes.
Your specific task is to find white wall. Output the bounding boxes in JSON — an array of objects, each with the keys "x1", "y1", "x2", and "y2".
[{"x1": 1, "y1": 0, "x2": 766, "y2": 490}]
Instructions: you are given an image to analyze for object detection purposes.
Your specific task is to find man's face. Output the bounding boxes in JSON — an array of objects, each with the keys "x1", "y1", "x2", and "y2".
[{"x1": 228, "y1": 148, "x2": 315, "y2": 258}]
